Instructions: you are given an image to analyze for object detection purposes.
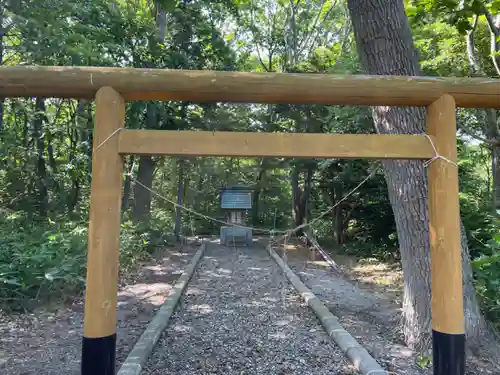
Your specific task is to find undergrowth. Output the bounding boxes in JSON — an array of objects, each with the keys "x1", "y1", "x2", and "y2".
[
  {"x1": 472, "y1": 234, "x2": 500, "y2": 326},
  {"x1": 0, "y1": 211, "x2": 167, "y2": 311}
]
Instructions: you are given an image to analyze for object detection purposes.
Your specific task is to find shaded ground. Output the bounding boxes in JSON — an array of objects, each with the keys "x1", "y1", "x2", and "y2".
[
  {"x1": 280, "y1": 241, "x2": 499, "y2": 375},
  {"x1": 144, "y1": 243, "x2": 357, "y2": 375},
  {"x1": 0, "y1": 241, "x2": 200, "y2": 375}
]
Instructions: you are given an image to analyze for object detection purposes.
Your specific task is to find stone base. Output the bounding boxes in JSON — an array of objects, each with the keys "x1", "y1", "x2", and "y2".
[{"x1": 220, "y1": 226, "x2": 253, "y2": 246}]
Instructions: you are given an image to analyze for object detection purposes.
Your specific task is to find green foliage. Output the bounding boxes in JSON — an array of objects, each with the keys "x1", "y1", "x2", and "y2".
[
  {"x1": 457, "y1": 141, "x2": 496, "y2": 249},
  {"x1": 0, "y1": 211, "x2": 170, "y2": 310},
  {"x1": 0, "y1": 212, "x2": 87, "y2": 308},
  {"x1": 407, "y1": 0, "x2": 500, "y2": 328},
  {"x1": 416, "y1": 353, "x2": 432, "y2": 369},
  {"x1": 472, "y1": 235, "x2": 500, "y2": 324},
  {"x1": 458, "y1": 145, "x2": 500, "y2": 324},
  {"x1": 408, "y1": 0, "x2": 500, "y2": 33},
  {"x1": 457, "y1": 142, "x2": 500, "y2": 325}
]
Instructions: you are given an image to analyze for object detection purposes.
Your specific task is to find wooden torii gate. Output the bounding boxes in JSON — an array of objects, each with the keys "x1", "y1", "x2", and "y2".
[{"x1": 1, "y1": 66, "x2": 499, "y2": 375}]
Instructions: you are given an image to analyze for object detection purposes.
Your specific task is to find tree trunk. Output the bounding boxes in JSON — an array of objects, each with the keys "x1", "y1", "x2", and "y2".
[
  {"x1": 252, "y1": 159, "x2": 267, "y2": 226},
  {"x1": 67, "y1": 179, "x2": 80, "y2": 214},
  {"x1": 65, "y1": 100, "x2": 89, "y2": 213},
  {"x1": 194, "y1": 161, "x2": 204, "y2": 212},
  {"x1": 156, "y1": 1, "x2": 167, "y2": 43},
  {"x1": 493, "y1": 144, "x2": 500, "y2": 213},
  {"x1": 347, "y1": 0, "x2": 494, "y2": 353},
  {"x1": 303, "y1": 163, "x2": 314, "y2": 225},
  {"x1": 122, "y1": 156, "x2": 134, "y2": 212},
  {"x1": 47, "y1": 136, "x2": 57, "y2": 173},
  {"x1": 332, "y1": 183, "x2": 344, "y2": 245},
  {"x1": 0, "y1": 3, "x2": 4, "y2": 134},
  {"x1": 174, "y1": 158, "x2": 184, "y2": 241},
  {"x1": 132, "y1": 100, "x2": 157, "y2": 225},
  {"x1": 86, "y1": 102, "x2": 93, "y2": 183},
  {"x1": 291, "y1": 164, "x2": 312, "y2": 235},
  {"x1": 33, "y1": 98, "x2": 48, "y2": 217},
  {"x1": 291, "y1": 165, "x2": 305, "y2": 232},
  {"x1": 132, "y1": 155, "x2": 155, "y2": 225},
  {"x1": 324, "y1": 181, "x2": 346, "y2": 246},
  {"x1": 484, "y1": 109, "x2": 500, "y2": 214}
]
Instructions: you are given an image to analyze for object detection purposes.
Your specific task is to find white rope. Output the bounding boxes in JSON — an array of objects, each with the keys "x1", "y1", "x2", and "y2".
[
  {"x1": 422, "y1": 133, "x2": 458, "y2": 168},
  {"x1": 132, "y1": 177, "x2": 279, "y2": 234},
  {"x1": 93, "y1": 128, "x2": 380, "y2": 238},
  {"x1": 132, "y1": 170, "x2": 379, "y2": 240},
  {"x1": 95, "y1": 128, "x2": 124, "y2": 151},
  {"x1": 276, "y1": 166, "x2": 380, "y2": 241}
]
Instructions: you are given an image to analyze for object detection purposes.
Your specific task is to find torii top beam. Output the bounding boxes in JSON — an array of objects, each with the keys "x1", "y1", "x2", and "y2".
[{"x1": 0, "y1": 66, "x2": 498, "y2": 108}]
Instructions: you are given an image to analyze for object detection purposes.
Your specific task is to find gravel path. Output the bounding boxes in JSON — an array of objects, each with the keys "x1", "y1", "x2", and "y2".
[
  {"x1": 285, "y1": 251, "x2": 499, "y2": 375},
  {"x1": 143, "y1": 244, "x2": 357, "y2": 375}
]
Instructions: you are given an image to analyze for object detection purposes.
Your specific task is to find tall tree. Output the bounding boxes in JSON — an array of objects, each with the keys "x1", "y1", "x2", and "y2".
[
  {"x1": 237, "y1": 0, "x2": 344, "y2": 230},
  {"x1": 346, "y1": 0, "x2": 497, "y2": 354}
]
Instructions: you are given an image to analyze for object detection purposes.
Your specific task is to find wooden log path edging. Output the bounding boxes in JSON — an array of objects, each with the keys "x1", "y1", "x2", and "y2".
[
  {"x1": 267, "y1": 244, "x2": 389, "y2": 375},
  {"x1": 116, "y1": 242, "x2": 207, "y2": 375}
]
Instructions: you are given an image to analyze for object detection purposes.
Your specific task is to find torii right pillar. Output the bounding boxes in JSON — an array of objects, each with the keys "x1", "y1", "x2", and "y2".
[{"x1": 427, "y1": 94, "x2": 465, "y2": 375}]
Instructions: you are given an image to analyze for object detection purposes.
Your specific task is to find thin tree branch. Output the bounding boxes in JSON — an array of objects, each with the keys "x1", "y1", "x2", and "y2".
[
  {"x1": 481, "y1": 7, "x2": 500, "y2": 76},
  {"x1": 250, "y1": 0, "x2": 270, "y2": 72},
  {"x1": 459, "y1": 125, "x2": 500, "y2": 147},
  {"x1": 289, "y1": 0, "x2": 298, "y2": 65},
  {"x1": 466, "y1": 14, "x2": 482, "y2": 75},
  {"x1": 267, "y1": 4, "x2": 279, "y2": 71},
  {"x1": 255, "y1": 41, "x2": 269, "y2": 72},
  {"x1": 305, "y1": 4, "x2": 336, "y2": 58},
  {"x1": 339, "y1": 9, "x2": 352, "y2": 58},
  {"x1": 297, "y1": 0, "x2": 327, "y2": 53}
]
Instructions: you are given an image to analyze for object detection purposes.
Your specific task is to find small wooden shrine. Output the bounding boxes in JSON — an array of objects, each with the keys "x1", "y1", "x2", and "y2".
[{"x1": 220, "y1": 186, "x2": 253, "y2": 246}]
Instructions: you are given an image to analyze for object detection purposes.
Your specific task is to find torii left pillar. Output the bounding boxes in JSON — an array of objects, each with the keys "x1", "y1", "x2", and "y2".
[{"x1": 81, "y1": 87, "x2": 125, "y2": 375}]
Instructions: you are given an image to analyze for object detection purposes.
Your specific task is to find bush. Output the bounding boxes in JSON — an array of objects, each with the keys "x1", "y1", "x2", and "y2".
[
  {"x1": 0, "y1": 212, "x2": 163, "y2": 311},
  {"x1": 472, "y1": 234, "x2": 500, "y2": 326},
  {"x1": 0, "y1": 213, "x2": 84, "y2": 309}
]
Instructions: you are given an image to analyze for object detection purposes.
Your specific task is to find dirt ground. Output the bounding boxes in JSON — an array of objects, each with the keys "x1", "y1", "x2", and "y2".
[{"x1": 0, "y1": 241, "x2": 200, "y2": 375}]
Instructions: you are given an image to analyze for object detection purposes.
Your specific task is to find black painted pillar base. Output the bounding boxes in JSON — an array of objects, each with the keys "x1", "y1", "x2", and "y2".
[
  {"x1": 433, "y1": 329, "x2": 465, "y2": 375},
  {"x1": 82, "y1": 334, "x2": 116, "y2": 375}
]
